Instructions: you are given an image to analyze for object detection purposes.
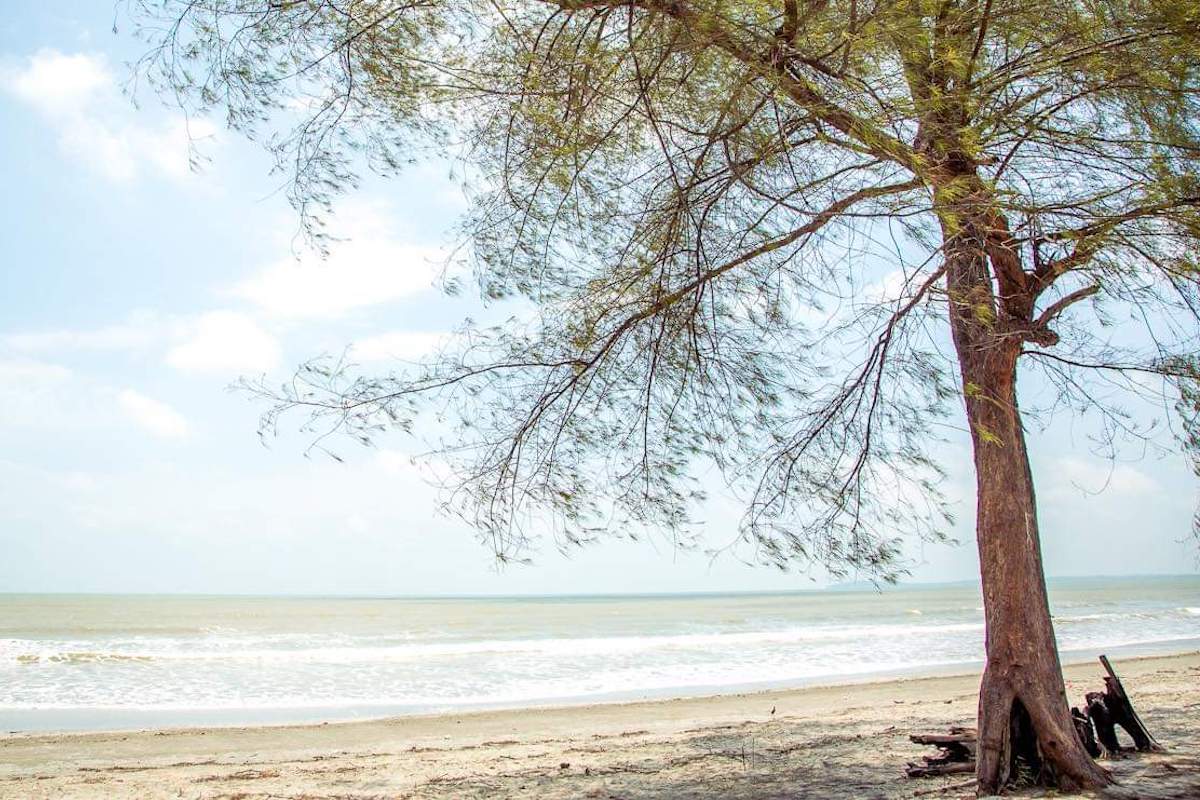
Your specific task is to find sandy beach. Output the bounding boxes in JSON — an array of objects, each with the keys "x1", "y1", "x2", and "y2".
[{"x1": 2, "y1": 651, "x2": 1197, "y2": 800}]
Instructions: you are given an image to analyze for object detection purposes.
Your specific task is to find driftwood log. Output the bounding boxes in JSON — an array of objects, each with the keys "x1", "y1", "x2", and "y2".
[
  {"x1": 906, "y1": 728, "x2": 977, "y2": 778},
  {"x1": 1084, "y1": 655, "x2": 1160, "y2": 755},
  {"x1": 906, "y1": 761, "x2": 976, "y2": 778}
]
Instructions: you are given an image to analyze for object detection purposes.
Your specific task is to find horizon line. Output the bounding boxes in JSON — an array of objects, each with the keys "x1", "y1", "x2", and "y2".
[{"x1": 1, "y1": 573, "x2": 1197, "y2": 601}]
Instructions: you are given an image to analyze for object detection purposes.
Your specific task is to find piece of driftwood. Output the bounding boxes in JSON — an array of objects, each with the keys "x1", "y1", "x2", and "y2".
[
  {"x1": 1085, "y1": 690, "x2": 1121, "y2": 755},
  {"x1": 906, "y1": 761, "x2": 975, "y2": 778},
  {"x1": 1072, "y1": 707, "x2": 1101, "y2": 758},
  {"x1": 1100, "y1": 654, "x2": 1161, "y2": 752},
  {"x1": 1084, "y1": 656, "x2": 1160, "y2": 755},
  {"x1": 907, "y1": 727, "x2": 977, "y2": 778},
  {"x1": 910, "y1": 728, "x2": 977, "y2": 757},
  {"x1": 912, "y1": 777, "x2": 977, "y2": 796}
]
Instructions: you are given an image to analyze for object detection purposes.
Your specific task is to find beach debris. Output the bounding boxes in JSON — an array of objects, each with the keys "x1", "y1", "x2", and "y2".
[
  {"x1": 905, "y1": 656, "x2": 1160, "y2": 784},
  {"x1": 196, "y1": 768, "x2": 281, "y2": 782},
  {"x1": 1072, "y1": 706, "x2": 1101, "y2": 758},
  {"x1": 912, "y1": 777, "x2": 977, "y2": 796},
  {"x1": 905, "y1": 727, "x2": 977, "y2": 778},
  {"x1": 1084, "y1": 655, "x2": 1161, "y2": 756},
  {"x1": 905, "y1": 761, "x2": 976, "y2": 778}
]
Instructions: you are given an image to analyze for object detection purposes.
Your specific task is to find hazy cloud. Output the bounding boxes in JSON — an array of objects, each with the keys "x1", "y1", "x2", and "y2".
[
  {"x1": 233, "y1": 202, "x2": 442, "y2": 319},
  {"x1": 2, "y1": 49, "x2": 214, "y2": 182},
  {"x1": 117, "y1": 389, "x2": 191, "y2": 440},
  {"x1": 0, "y1": 358, "x2": 77, "y2": 429},
  {"x1": 3, "y1": 310, "x2": 280, "y2": 376},
  {"x1": 2, "y1": 313, "x2": 162, "y2": 353},
  {"x1": 166, "y1": 311, "x2": 281, "y2": 375},
  {"x1": 6, "y1": 49, "x2": 108, "y2": 111},
  {"x1": 1047, "y1": 456, "x2": 1161, "y2": 498},
  {"x1": 351, "y1": 330, "x2": 445, "y2": 362}
]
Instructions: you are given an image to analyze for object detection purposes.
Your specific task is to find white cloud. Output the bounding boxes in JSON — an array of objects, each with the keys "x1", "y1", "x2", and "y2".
[
  {"x1": 0, "y1": 360, "x2": 192, "y2": 441},
  {"x1": 374, "y1": 447, "x2": 456, "y2": 487},
  {"x1": 233, "y1": 202, "x2": 442, "y2": 318},
  {"x1": 117, "y1": 389, "x2": 191, "y2": 440},
  {"x1": 0, "y1": 357, "x2": 72, "y2": 385},
  {"x1": 2, "y1": 49, "x2": 214, "y2": 182},
  {"x1": 863, "y1": 268, "x2": 913, "y2": 305},
  {"x1": 351, "y1": 330, "x2": 445, "y2": 362},
  {"x1": 374, "y1": 449, "x2": 414, "y2": 474},
  {"x1": 7, "y1": 50, "x2": 109, "y2": 113},
  {"x1": 1047, "y1": 456, "x2": 1161, "y2": 498},
  {"x1": 2, "y1": 314, "x2": 161, "y2": 353},
  {"x1": 166, "y1": 311, "x2": 281, "y2": 374},
  {"x1": 3, "y1": 310, "x2": 280, "y2": 376},
  {"x1": 0, "y1": 358, "x2": 78, "y2": 430}
]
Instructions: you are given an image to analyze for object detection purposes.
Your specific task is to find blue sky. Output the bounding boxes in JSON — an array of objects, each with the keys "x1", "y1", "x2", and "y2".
[{"x1": 0, "y1": 2, "x2": 1196, "y2": 595}]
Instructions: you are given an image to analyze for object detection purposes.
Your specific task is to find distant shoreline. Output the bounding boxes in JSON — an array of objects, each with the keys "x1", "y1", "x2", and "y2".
[{"x1": 3, "y1": 651, "x2": 1197, "y2": 800}]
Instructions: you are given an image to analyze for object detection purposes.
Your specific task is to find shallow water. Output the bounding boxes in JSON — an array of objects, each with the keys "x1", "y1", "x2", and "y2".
[{"x1": 1, "y1": 575, "x2": 1197, "y2": 731}]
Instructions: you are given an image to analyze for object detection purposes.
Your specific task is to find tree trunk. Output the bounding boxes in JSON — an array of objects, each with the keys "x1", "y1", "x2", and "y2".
[{"x1": 941, "y1": 213, "x2": 1111, "y2": 794}]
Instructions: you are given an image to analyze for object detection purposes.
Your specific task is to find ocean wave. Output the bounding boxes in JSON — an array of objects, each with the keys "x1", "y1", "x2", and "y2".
[
  {"x1": 4, "y1": 606, "x2": 1195, "y2": 669},
  {"x1": 0, "y1": 655, "x2": 970, "y2": 712},
  {"x1": 1053, "y1": 611, "x2": 1154, "y2": 623},
  {"x1": 1052, "y1": 605, "x2": 1200, "y2": 624},
  {"x1": 5, "y1": 632, "x2": 1197, "y2": 715},
  {"x1": 15, "y1": 653, "x2": 154, "y2": 665},
  {"x1": 1, "y1": 622, "x2": 987, "y2": 666}
]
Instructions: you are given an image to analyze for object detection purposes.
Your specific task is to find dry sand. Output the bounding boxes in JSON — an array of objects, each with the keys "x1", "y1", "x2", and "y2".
[{"x1": 2, "y1": 652, "x2": 1197, "y2": 800}]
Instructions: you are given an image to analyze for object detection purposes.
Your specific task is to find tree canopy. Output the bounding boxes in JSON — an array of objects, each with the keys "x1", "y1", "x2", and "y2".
[{"x1": 129, "y1": 0, "x2": 1200, "y2": 580}]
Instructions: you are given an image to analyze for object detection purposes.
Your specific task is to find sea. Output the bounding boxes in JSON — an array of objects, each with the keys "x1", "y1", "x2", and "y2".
[{"x1": 1, "y1": 575, "x2": 1197, "y2": 732}]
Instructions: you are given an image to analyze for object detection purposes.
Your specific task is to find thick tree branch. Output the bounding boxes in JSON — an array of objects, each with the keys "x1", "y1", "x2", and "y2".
[{"x1": 1033, "y1": 284, "x2": 1100, "y2": 329}]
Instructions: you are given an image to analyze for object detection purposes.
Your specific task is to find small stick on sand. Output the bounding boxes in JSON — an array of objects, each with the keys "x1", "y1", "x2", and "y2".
[{"x1": 912, "y1": 777, "x2": 977, "y2": 796}]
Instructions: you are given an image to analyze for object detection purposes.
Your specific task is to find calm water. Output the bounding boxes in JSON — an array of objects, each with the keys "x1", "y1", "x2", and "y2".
[{"x1": 1, "y1": 576, "x2": 1197, "y2": 732}]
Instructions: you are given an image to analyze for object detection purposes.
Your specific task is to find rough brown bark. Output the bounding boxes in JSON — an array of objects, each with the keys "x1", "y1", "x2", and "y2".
[{"x1": 939, "y1": 199, "x2": 1112, "y2": 795}]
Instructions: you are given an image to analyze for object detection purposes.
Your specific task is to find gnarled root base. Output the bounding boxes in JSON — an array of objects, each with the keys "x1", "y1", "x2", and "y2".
[{"x1": 976, "y1": 674, "x2": 1112, "y2": 795}]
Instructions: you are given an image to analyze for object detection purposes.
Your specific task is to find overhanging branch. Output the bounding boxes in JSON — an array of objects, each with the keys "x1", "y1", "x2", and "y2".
[{"x1": 1033, "y1": 283, "x2": 1100, "y2": 328}]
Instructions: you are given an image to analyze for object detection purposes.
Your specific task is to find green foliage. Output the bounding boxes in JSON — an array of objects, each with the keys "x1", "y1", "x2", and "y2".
[{"x1": 130, "y1": 0, "x2": 1200, "y2": 579}]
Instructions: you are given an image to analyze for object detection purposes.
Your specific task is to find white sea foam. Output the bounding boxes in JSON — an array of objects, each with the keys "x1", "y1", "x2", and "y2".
[
  {"x1": 2, "y1": 578, "x2": 1197, "y2": 730},
  {"x1": 1, "y1": 622, "x2": 990, "y2": 666}
]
